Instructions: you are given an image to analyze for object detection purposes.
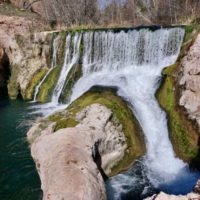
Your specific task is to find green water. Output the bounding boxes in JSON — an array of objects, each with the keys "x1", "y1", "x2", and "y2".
[{"x1": 0, "y1": 99, "x2": 42, "y2": 200}]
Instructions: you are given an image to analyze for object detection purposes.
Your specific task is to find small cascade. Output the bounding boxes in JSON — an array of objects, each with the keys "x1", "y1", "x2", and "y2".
[
  {"x1": 51, "y1": 33, "x2": 82, "y2": 104},
  {"x1": 33, "y1": 35, "x2": 59, "y2": 102}
]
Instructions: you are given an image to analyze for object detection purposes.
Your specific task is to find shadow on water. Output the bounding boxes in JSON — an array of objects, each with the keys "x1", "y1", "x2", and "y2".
[{"x1": 0, "y1": 99, "x2": 42, "y2": 200}]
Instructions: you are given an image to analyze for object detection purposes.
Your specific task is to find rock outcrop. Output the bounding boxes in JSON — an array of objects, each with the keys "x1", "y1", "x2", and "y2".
[
  {"x1": 145, "y1": 192, "x2": 200, "y2": 200},
  {"x1": 179, "y1": 34, "x2": 200, "y2": 129},
  {"x1": 144, "y1": 180, "x2": 200, "y2": 200},
  {"x1": 28, "y1": 104, "x2": 130, "y2": 200},
  {"x1": 0, "y1": 14, "x2": 52, "y2": 99}
]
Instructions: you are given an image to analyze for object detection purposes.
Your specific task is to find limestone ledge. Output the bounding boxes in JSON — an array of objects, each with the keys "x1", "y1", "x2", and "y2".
[{"x1": 0, "y1": 14, "x2": 54, "y2": 99}]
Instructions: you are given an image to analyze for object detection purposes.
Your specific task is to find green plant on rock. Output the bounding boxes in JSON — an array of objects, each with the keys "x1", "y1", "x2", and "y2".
[{"x1": 37, "y1": 66, "x2": 61, "y2": 102}]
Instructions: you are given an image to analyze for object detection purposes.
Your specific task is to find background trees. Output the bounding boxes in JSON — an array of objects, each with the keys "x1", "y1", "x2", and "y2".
[{"x1": 7, "y1": 0, "x2": 200, "y2": 26}]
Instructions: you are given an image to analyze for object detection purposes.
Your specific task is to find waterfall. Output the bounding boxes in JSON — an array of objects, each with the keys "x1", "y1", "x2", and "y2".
[
  {"x1": 33, "y1": 35, "x2": 59, "y2": 102},
  {"x1": 51, "y1": 33, "x2": 82, "y2": 104},
  {"x1": 31, "y1": 28, "x2": 199, "y2": 197},
  {"x1": 68, "y1": 28, "x2": 199, "y2": 197}
]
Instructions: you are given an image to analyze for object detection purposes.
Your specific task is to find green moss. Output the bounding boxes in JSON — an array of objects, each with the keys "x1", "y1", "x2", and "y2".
[
  {"x1": 184, "y1": 25, "x2": 194, "y2": 43},
  {"x1": 59, "y1": 64, "x2": 82, "y2": 103},
  {"x1": 156, "y1": 63, "x2": 199, "y2": 162},
  {"x1": 53, "y1": 118, "x2": 79, "y2": 131},
  {"x1": 57, "y1": 32, "x2": 67, "y2": 67},
  {"x1": 37, "y1": 66, "x2": 61, "y2": 102},
  {"x1": 24, "y1": 68, "x2": 48, "y2": 100},
  {"x1": 7, "y1": 65, "x2": 19, "y2": 99},
  {"x1": 63, "y1": 88, "x2": 145, "y2": 176}
]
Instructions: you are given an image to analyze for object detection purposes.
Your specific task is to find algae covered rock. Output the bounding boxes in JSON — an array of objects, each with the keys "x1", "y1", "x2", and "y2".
[{"x1": 28, "y1": 87, "x2": 145, "y2": 176}]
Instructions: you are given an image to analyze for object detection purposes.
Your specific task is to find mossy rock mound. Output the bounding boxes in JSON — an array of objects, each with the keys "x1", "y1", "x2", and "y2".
[{"x1": 34, "y1": 86, "x2": 146, "y2": 176}]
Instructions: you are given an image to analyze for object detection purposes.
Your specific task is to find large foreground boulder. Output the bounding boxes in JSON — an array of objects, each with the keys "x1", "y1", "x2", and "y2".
[
  {"x1": 28, "y1": 104, "x2": 126, "y2": 200},
  {"x1": 27, "y1": 89, "x2": 145, "y2": 200}
]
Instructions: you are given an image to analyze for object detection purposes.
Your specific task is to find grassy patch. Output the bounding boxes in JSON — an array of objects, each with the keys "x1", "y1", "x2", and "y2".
[{"x1": 24, "y1": 68, "x2": 48, "y2": 100}]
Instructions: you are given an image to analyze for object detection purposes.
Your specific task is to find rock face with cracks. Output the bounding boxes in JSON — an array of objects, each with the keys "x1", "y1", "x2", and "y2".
[
  {"x1": 0, "y1": 14, "x2": 51, "y2": 99},
  {"x1": 28, "y1": 104, "x2": 129, "y2": 200},
  {"x1": 179, "y1": 34, "x2": 200, "y2": 129}
]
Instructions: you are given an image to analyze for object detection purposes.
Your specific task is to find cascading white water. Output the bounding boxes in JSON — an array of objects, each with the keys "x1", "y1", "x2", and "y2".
[
  {"x1": 33, "y1": 35, "x2": 60, "y2": 102},
  {"x1": 68, "y1": 28, "x2": 199, "y2": 196},
  {"x1": 30, "y1": 28, "x2": 199, "y2": 197},
  {"x1": 51, "y1": 33, "x2": 82, "y2": 104}
]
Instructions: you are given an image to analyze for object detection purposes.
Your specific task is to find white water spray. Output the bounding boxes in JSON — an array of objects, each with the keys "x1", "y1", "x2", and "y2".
[
  {"x1": 33, "y1": 35, "x2": 60, "y2": 102},
  {"x1": 30, "y1": 28, "x2": 199, "y2": 195},
  {"x1": 69, "y1": 28, "x2": 199, "y2": 194}
]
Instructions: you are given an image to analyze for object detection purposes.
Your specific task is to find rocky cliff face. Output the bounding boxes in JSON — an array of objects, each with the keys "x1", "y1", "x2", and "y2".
[
  {"x1": 28, "y1": 104, "x2": 130, "y2": 200},
  {"x1": 179, "y1": 34, "x2": 200, "y2": 129},
  {"x1": 0, "y1": 14, "x2": 52, "y2": 99}
]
